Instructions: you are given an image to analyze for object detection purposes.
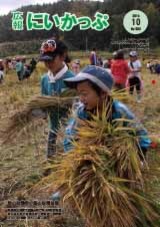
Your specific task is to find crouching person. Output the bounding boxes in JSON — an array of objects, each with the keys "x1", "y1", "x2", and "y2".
[
  {"x1": 51, "y1": 65, "x2": 151, "y2": 201},
  {"x1": 63, "y1": 65, "x2": 151, "y2": 156}
]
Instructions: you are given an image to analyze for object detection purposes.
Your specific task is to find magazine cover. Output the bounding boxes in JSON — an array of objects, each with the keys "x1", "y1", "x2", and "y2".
[{"x1": 0, "y1": 0, "x2": 160, "y2": 226}]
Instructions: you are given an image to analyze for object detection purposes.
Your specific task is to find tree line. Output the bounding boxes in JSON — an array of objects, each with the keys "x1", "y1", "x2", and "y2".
[{"x1": 0, "y1": 0, "x2": 160, "y2": 57}]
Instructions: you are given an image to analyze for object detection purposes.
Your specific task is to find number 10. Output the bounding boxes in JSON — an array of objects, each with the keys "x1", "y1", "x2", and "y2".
[{"x1": 132, "y1": 18, "x2": 141, "y2": 26}]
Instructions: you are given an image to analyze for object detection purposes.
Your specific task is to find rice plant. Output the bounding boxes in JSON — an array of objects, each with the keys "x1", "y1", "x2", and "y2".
[{"x1": 45, "y1": 103, "x2": 160, "y2": 227}]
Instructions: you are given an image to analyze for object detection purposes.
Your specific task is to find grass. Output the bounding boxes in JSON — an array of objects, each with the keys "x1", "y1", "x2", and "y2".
[{"x1": 0, "y1": 53, "x2": 160, "y2": 226}]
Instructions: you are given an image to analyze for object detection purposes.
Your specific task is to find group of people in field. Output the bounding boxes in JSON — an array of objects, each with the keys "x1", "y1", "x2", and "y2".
[
  {"x1": 36, "y1": 38, "x2": 151, "y2": 201},
  {"x1": 1, "y1": 44, "x2": 143, "y2": 106},
  {"x1": 1, "y1": 38, "x2": 150, "y2": 160},
  {"x1": 89, "y1": 48, "x2": 143, "y2": 103},
  {"x1": 0, "y1": 57, "x2": 37, "y2": 83},
  {"x1": 0, "y1": 38, "x2": 151, "y2": 202},
  {"x1": 38, "y1": 39, "x2": 150, "y2": 159},
  {"x1": 15, "y1": 57, "x2": 37, "y2": 81}
]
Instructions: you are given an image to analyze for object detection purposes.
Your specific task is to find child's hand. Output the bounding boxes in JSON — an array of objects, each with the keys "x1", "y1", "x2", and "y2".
[{"x1": 32, "y1": 109, "x2": 47, "y2": 119}]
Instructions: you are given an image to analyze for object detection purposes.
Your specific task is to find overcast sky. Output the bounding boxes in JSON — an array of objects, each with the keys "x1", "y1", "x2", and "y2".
[
  {"x1": 0, "y1": 0, "x2": 103, "y2": 16},
  {"x1": 0, "y1": 0, "x2": 58, "y2": 15}
]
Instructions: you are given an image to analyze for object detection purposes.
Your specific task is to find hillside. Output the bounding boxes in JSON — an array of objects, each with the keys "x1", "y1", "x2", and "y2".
[{"x1": 0, "y1": 0, "x2": 160, "y2": 57}]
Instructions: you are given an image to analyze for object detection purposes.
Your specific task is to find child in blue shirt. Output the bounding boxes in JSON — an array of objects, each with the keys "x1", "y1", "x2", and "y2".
[
  {"x1": 51, "y1": 65, "x2": 151, "y2": 201},
  {"x1": 39, "y1": 39, "x2": 74, "y2": 159},
  {"x1": 15, "y1": 58, "x2": 24, "y2": 81},
  {"x1": 63, "y1": 65, "x2": 151, "y2": 156}
]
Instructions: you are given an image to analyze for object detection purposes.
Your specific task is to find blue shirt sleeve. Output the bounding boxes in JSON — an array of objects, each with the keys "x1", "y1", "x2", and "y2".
[{"x1": 113, "y1": 101, "x2": 151, "y2": 150}]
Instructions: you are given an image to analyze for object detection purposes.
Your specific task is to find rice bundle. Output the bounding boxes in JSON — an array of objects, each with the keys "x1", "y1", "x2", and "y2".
[
  {"x1": 2, "y1": 87, "x2": 132, "y2": 144},
  {"x1": 111, "y1": 88, "x2": 132, "y2": 102},
  {"x1": 2, "y1": 89, "x2": 77, "y2": 143},
  {"x1": 48, "y1": 107, "x2": 159, "y2": 227}
]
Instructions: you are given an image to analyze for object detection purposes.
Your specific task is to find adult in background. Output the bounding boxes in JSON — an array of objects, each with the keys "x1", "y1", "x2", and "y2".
[
  {"x1": 15, "y1": 58, "x2": 24, "y2": 81},
  {"x1": 23, "y1": 64, "x2": 31, "y2": 80},
  {"x1": 147, "y1": 61, "x2": 154, "y2": 74},
  {"x1": 5, "y1": 58, "x2": 12, "y2": 74},
  {"x1": 0, "y1": 59, "x2": 4, "y2": 84},
  {"x1": 154, "y1": 60, "x2": 160, "y2": 76},
  {"x1": 111, "y1": 50, "x2": 130, "y2": 90},
  {"x1": 128, "y1": 51, "x2": 142, "y2": 103},
  {"x1": 71, "y1": 59, "x2": 80, "y2": 75},
  {"x1": 30, "y1": 58, "x2": 37, "y2": 74},
  {"x1": 89, "y1": 47, "x2": 97, "y2": 65},
  {"x1": 12, "y1": 58, "x2": 17, "y2": 70},
  {"x1": 97, "y1": 56, "x2": 103, "y2": 67}
]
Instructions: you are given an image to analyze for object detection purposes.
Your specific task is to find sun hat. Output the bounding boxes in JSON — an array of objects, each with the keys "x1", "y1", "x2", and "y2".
[
  {"x1": 64, "y1": 65, "x2": 114, "y2": 95},
  {"x1": 129, "y1": 51, "x2": 138, "y2": 57}
]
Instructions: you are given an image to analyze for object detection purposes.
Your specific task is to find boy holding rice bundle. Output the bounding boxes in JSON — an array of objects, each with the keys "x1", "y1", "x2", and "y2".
[
  {"x1": 63, "y1": 65, "x2": 150, "y2": 155},
  {"x1": 48, "y1": 64, "x2": 160, "y2": 227},
  {"x1": 39, "y1": 38, "x2": 74, "y2": 159}
]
